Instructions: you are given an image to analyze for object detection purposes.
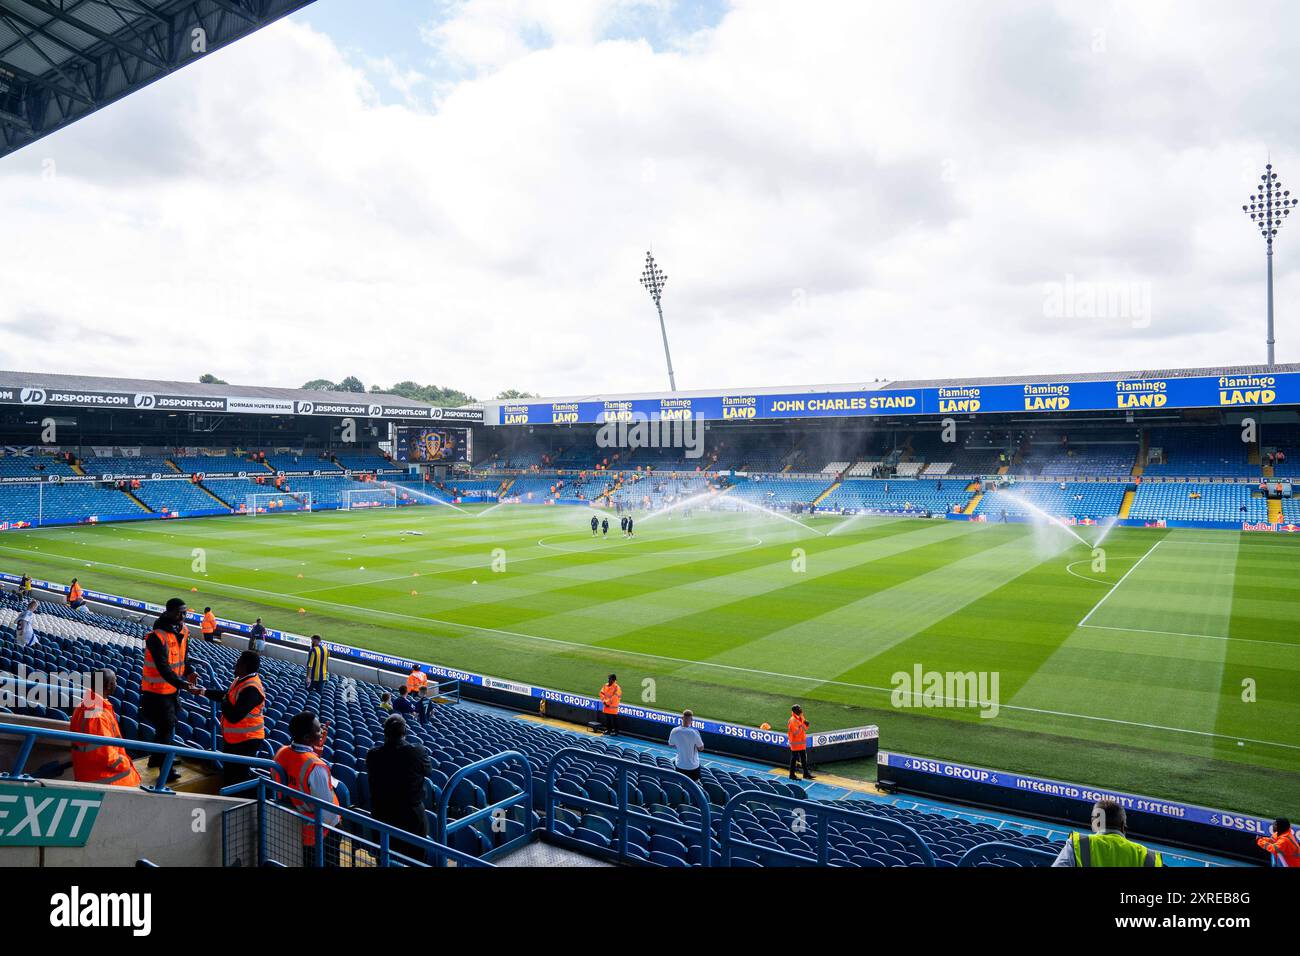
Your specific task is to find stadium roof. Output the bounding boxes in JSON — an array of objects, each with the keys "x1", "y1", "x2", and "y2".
[
  {"x1": 0, "y1": 369, "x2": 435, "y2": 407},
  {"x1": 0, "y1": 0, "x2": 316, "y2": 159},
  {"x1": 481, "y1": 362, "x2": 1300, "y2": 411}
]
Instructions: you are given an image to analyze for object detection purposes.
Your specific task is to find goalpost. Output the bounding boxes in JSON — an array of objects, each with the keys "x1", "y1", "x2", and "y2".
[
  {"x1": 342, "y1": 486, "x2": 399, "y2": 511},
  {"x1": 244, "y1": 491, "x2": 313, "y2": 515}
]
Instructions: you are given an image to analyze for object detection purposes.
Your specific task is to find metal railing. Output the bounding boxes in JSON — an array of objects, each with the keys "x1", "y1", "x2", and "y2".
[
  {"x1": 432, "y1": 679, "x2": 461, "y2": 705},
  {"x1": 544, "y1": 747, "x2": 713, "y2": 866},
  {"x1": 436, "y1": 750, "x2": 532, "y2": 862},
  {"x1": 3, "y1": 672, "x2": 227, "y2": 768},
  {"x1": 0, "y1": 719, "x2": 282, "y2": 794},
  {"x1": 719, "y1": 791, "x2": 936, "y2": 867},
  {"x1": 224, "y1": 774, "x2": 491, "y2": 868}
]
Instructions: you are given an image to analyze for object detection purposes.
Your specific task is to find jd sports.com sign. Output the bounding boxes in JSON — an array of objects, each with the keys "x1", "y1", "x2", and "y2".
[{"x1": 0, "y1": 783, "x2": 104, "y2": 846}]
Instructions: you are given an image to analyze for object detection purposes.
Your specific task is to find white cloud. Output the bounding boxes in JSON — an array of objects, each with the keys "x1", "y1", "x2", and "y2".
[{"x1": 1, "y1": 0, "x2": 1297, "y2": 401}]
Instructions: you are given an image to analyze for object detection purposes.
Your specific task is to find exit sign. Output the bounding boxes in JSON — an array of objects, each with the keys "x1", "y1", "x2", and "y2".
[{"x1": 0, "y1": 782, "x2": 104, "y2": 847}]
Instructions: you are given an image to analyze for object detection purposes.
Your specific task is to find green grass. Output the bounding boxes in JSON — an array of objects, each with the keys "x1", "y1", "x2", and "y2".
[{"x1": 3, "y1": 504, "x2": 1297, "y2": 814}]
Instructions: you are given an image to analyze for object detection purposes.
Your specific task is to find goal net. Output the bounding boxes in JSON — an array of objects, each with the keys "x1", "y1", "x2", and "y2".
[
  {"x1": 343, "y1": 486, "x2": 398, "y2": 511},
  {"x1": 244, "y1": 491, "x2": 313, "y2": 515}
]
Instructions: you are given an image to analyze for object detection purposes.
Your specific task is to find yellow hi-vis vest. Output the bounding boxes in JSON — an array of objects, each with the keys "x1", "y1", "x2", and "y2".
[{"x1": 1071, "y1": 831, "x2": 1163, "y2": 867}]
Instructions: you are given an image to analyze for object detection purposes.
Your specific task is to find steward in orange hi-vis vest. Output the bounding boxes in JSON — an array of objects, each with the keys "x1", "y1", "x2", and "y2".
[
  {"x1": 786, "y1": 705, "x2": 815, "y2": 781},
  {"x1": 274, "y1": 712, "x2": 339, "y2": 864},
  {"x1": 222, "y1": 673, "x2": 266, "y2": 744},
  {"x1": 201, "y1": 651, "x2": 267, "y2": 787},
  {"x1": 598, "y1": 674, "x2": 622, "y2": 737},
  {"x1": 1258, "y1": 820, "x2": 1300, "y2": 868},
  {"x1": 406, "y1": 667, "x2": 428, "y2": 695},
  {"x1": 274, "y1": 746, "x2": 339, "y2": 847},
  {"x1": 69, "y1": 674, "x2": 141, "y2": 787},
  {"x1": 142, "y1": 625, "x2": 189, "y2": 695}
]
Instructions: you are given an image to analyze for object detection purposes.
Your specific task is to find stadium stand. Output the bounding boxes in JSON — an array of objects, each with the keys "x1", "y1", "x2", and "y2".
[
  {"x1": 79, "y1": 456, "x2": 177, "y2": 477},
  {"x1": 0, "y1": 455, "x2": 77, "y2": 478},
  {"x1": 132, "y1": 481, "x2": 227, "y2": 515},
  {"x1": 975, "y1": 482, "x2": 1127, "y2": 520},
  {"x1": 820, "y1": 478, "x2": 970, "y2": 514},
  {"x1": 1128, "y1": 482, "x2": 1269, "y2": 522},
  {"x1": 170, "y1": 455, "x2": 255, "y2": 473},
  {"x1": 1144, "y1": 427, "x2": 1257, "y2": 478},
  {"x1": 726, "y1": 476, "x2": 830, "y2": 507}
]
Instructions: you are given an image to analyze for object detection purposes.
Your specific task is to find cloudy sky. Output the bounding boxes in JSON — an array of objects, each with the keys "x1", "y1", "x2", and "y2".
[{"x1": 1, "y1": 0, "x2": 1297, "y2": 400}]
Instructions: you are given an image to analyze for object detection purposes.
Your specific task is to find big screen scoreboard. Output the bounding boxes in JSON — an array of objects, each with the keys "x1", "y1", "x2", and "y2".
[{"x1": 395, "y1": 426, "x2": 472, "y2": 464}]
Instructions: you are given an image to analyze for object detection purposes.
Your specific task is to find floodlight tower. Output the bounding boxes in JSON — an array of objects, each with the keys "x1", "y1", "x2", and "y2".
[
  {"x1": 640, "y1": 251, "x2": 677, "y2": 391},
  {"x1": 1243, "y1": 163, "x2": 1299, "y2": 365}
]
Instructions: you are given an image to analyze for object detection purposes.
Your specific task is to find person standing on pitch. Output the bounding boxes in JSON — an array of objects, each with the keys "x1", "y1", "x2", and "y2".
[
  {"x1": 590, "y1": 514, "x2": 599, "y2": 537},
  {"x1": 598, "y1": 674, "x2": 622, "y2": 736},
  {"x1": 787, "y1": 705, "x2": 815, "y2": 781},
  {"x1": 601, "y1": 517, "x2": 609, "y2": 537},
  {"x1": 626, "y1": 515, "x2": 634, "y2": 538}
]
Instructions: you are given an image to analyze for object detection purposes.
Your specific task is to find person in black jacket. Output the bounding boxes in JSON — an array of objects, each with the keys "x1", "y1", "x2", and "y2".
[
  {"x1": 365, "y1": 715, "x2": 433, "y2": 862},
  {"x1": 141, "y1": 597, "x2": 199, "y2": 783}
]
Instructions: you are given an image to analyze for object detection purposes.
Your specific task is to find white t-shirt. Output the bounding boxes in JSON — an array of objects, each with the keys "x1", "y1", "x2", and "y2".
[
  {"x1": 668, "y1": 726, "x2": 703, "y2": 771},
  {"x1": 16, "y1": 609, "x2": 36, "y2": 647}
]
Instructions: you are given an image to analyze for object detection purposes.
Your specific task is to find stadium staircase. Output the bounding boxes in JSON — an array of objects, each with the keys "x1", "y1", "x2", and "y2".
[
  {"x1": 811, "y1": 481, "x2": 840, "y2": 506},
  {"x1": 1118, "y1": 488, "x2": 1135, "y2": 518},
  {"x1": 196, "y1": 481, "x2": 236, "y2": 509},
  {"x1": 69, "y1": 459, "x2": 86, "y2": 476},
  {"x1": 123, "y1": 488, "x2": 153, "y2": 513},
  {"x1": 1133, "y1": 428, "x2": 1148, "y2": 477},
  {"x1": 1268, "y1": 498, "x2": 1283, "y2": 523},
  {"x1": 963, "y1": 491, "x2": 983, "y2": 514}
]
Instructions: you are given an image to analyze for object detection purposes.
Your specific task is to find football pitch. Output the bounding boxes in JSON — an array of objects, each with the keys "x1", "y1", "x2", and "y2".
[{"x1": 2, "y1": 503, "x2": 1297, "y2": 814}]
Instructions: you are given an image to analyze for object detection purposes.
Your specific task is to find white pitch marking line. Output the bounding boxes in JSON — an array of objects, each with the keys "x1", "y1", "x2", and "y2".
[
  {"x1": 4, "y1": 540, "x2": 1299, "y2": 753},
  {"x1": 1077, "y1": 623, "x2": 1300, "y2": 651},
  {"x1": 1064, "y1": 559, "x2": 1110, "y2": 586},
  {"x1": 1078, "y1": 537, "x2": 1164, "y2": 628}
]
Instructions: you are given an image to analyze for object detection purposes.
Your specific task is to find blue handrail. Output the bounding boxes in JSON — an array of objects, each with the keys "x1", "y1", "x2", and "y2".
[
  {"x1": 223, "y1": 774, "x2": 492, "y2": 868},
  {"x1": 719, "y1": 791, "x2": 937, "y2": 867},
  {"x1": 0, "y1": 720, "x2": 282, "y2": 794},
  {"x1": 544, "y1": 746, "x2": 713, "y2": 867},
  {"x1": 2, "y1": 675, "x2": 224, "y2": 753},
  {"x1": 432, "y1": 679, "x2": 461, "y2": 704},
  {"x1": 958, "y1": 841, "x2": 1057, "y2": 867},
  {"x1": 436, "y1": 750, "x2": 532, "y2": 863}
]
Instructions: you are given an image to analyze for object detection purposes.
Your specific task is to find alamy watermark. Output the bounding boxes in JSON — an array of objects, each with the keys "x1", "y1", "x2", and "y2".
[
  {"x1": 890, "y1": 664, "x2": 1000, "y2": 718},
  {"x1": 595, "y1": 411, "x2": 705, "y2": 459},
  {"x1": 1043, "y1": 274, "x2": 1152, "y2": 329}
]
